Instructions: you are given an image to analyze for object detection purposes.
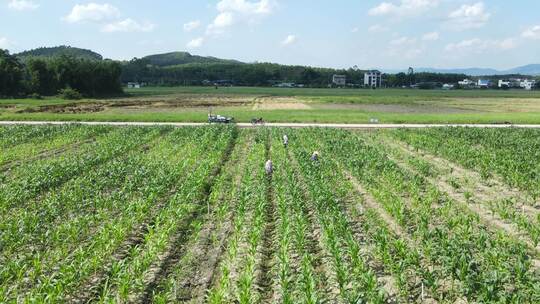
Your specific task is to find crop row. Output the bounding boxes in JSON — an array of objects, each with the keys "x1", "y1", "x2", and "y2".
[
  {"x1": 0, "y1": 126, "x2": 159, "y2": 211},
  {"x1": 391, "y1": 127, "x2": 540, "y2": 199},
  {"x1": 0, "y1": 126, "x2": 234, "y2": 302},
  {"x1": 313, "y1": 128, "x2": 540, "y2": 302},
  {"x1": 2, "y1": 125, "x2": 539, "y2": 303},
  {"x1": 0, "y1": 124, "x2": 111, "y2": 167}
]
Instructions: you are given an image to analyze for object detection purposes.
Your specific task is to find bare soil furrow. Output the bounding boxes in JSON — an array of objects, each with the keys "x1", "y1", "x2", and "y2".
[
  {"x1": 379, "y1": 146, "x2": 540, "y2": 269},
  {"x1": 158, "y1": 134, "x2": 252, "y2": 303},
  {"x1": 67, "y1": 188, "x2": 178, "y2": 304},
  {"x1": 253, "y1": 136, "x2": 277, "y2": 303},
  {"x1": 343, "y1": 171, "x2": 439, "y2": 303},
  {"x1": 0, "y1": 138, "x2": 96, "y2": 172},
  {"x1": 386, "y1": 137, "x2": 540, "y2": 219},
  {"x1": 138, "y1": 129, "x2": 238, "y2": 303},
  {"x1": 287, "y1": 151, "x2": 345, "y2": 302}
]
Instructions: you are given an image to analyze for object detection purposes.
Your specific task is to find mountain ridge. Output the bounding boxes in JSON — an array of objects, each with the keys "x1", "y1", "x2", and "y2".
[
  {"x1": 140, "y1": 51, "x2": 241, "y2": 66},
  {"x1": 10, "y1": 46, "x2": 540, "y2": 76},
  {"x1": 15, "y1": 46, "x2": 103, "y2": 61}
]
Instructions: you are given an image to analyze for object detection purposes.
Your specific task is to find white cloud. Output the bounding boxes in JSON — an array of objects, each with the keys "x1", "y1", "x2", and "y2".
[
  {"x1": 281, "y1": 34, "x2": 296, "y2": 46},
  {"x1": 445, "y1": 38, "x2": 516, "y2": 53},
  {"x1": 522, "y1": 25, "x2": 540, "y2": 40},
  {"x1": 101, "y1": 18, "x2": 155, "y2": 33},
  {"x1": 422, "y1": 31, "x2": 439, "y2": 41},
  {"x1": 216, "y1": 0, "x2": 276, "y2": 15},
  {"x1": 369, "y1": 0, "x2": 438, "y2": 17},
  {"x1": 8, "y1": 0, "x2": 39, "y2": 11},
  {"x1": 207, "y1": 0, "x2": 276, "y2": 35},
  {"x1": 187, "y1": 37, "x2": 205, "y2": 49},
  {"x1": 64, "y1": 3, "x2": 120, "y2": 23},
  {"x1": 368, "y1": 24, "x2": 388, "y2": 33},
  {"x1": 351, "y1": 27, "x2": 359, "y2": 33},
  {"x1": 206, "y1": 12, "x2": 235, "y2": 35},
  {"x1": 390, "y1": 36, "x2": 416, "y2": 46},
  {"x1": 0, "y1": 37, "x2": 11, "y2": 49},
  {"x1": 183, "y1": 20, "x2": 201, "y2": 32},
  {"x1": 447, "y1": 2, "x2": 490, "y2": 30},
  {"x1": 214, "y1": 12, "x2": 234, "y2": 28}
]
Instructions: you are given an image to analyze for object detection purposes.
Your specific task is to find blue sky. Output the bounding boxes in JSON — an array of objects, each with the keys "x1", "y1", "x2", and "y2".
[{"x1": 1, "y1": 0, "x2": 539, "y2": 70}]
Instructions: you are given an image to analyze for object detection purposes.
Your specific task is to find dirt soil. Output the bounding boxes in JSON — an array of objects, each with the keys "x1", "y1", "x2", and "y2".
[
  {"x1": 317, "y1": 103, "x2": 480, "y2": 114},
  {"x1": 252, "y1": 97, "x2": 312, "y2": 110},
  {"x1": 19, "y1": 95, "x2": 256, "y2": 114}
]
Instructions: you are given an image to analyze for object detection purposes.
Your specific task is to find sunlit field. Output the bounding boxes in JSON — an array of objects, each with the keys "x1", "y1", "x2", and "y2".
[{"x1": 1, "y1": 125, "x2": 539, "y2": 302}]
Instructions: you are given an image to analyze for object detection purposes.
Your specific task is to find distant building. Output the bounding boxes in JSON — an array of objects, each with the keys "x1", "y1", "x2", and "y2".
[
  {"x1": 273, "y1": 82, "x2": 296, "y2": 88},
  {"x1": 477, "y1": 79, "x2": 491, "y2": 88},
  {"x1": 364, "y1": 70, "x2": 382, "y2": 88},
  {"x1": 498, "y1": 80, "x2": 511, "y2": 88},
  {"x1": 458, "y1": 79, "x2": 475, "y2": 87},
  {"x1": 332, "y1": 75, "x2": 346, "y2": 86},
  {"x1": 442, "y1": 83, "x2": 455, "y2": 90},
  {"x1": 127, "y1": 82, "x2": 141, "y2": 89},
  {"x1": 520, "y1": 79, "x2": 536, "y2": 90}
]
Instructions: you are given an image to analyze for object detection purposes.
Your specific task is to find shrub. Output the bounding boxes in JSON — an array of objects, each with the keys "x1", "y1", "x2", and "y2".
[
  {"x1": 59, "y1": 88, "x2": 83, "y2": 100},
  {"x1": 28, "y1": 93, "x2": 43, "y2": 100}
]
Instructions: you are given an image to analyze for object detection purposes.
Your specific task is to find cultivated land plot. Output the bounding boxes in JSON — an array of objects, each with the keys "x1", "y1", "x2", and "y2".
[
  {"x1": 2, "y1": 86, "x2": 540, "y2": 124},
  {"x1": 1, "y1": 125, "x2": 540, "y2": 303}
]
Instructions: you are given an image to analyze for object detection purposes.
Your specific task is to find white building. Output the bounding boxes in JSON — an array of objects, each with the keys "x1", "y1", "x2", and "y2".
[
  {"x1": 332, "y1": 75, "x2": 346, "y2": 86},
  {"x1": 442, "y1": 84, "x2": 455, "y2": 90},
  {"x1": 477, "y1": 79, "x2": 491, "y2": 88},
  {"x1": 127, "y1": 82, "x2": 141, "y2": 89},
  {"x1": 364, "y1": 70, "x2": 382, "y2": 88},
  {"x1": 498, "y1": 80, "x2": 511, "y2": 88},
  {"x1": 458, "y1": 79, "x2": 475, "y2": 87},
  {"x1": 520, "y1": 79, "x2": 536, "y2": 90}
]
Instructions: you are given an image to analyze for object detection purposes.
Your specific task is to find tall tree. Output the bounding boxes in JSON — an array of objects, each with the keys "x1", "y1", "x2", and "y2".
[
  {"x1": 0, "y1": 49, "x2": 24, "y2": 96},
  {"x1": 27, "y1": 59, "x2": 58, "y2": 95}
]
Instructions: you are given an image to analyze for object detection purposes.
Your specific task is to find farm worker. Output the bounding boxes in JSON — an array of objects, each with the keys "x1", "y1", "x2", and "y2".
[
  {"x1": 265, "y1": 160, "x2": 273, "y2": 175},
  {"x1": 283, "y1": 135, "x2": 289, "y2": 147},
  {"x1": 311, "y1": 151, "x2": 320, "y2": 162}
]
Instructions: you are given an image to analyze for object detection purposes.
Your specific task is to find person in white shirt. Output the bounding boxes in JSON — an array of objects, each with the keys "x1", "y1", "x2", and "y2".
[
  {"x1": 265, "y1": 160, "x2": 273, "y2": 175},
  {"x1": 283, "y1": 135, "x2": 289, "y2": 148}
]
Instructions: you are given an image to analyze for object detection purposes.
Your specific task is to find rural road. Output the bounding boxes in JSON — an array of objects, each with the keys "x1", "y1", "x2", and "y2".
[{"x1": 2, "y1": 121, "x2": 540, "y2": 129}]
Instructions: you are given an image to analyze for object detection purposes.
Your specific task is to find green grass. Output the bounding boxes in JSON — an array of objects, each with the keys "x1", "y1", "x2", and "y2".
[
  {"x1": 2, "y1": 109, "x2": 540, "y2": 124},
  {"x1": 1, "y1": 86, "x2": 540, "y2": 124},
  {"x1": 125, "y1": 86, "x2": 540, "y2": 99}
]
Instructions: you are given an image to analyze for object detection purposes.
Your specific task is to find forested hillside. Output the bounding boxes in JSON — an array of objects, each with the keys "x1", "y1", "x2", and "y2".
[
  {"x1": 0, "y1": 49, "x2": 122, "y2": 98},
  {"x1": 142, "y1": 52, "x2": 239, "y2": 67},
  {"x1": 121, "y1": 58, "x2": 366, "y2": 87},
  {"x1": 16, "y1": 46, "x2": 103, "y2": 61}
]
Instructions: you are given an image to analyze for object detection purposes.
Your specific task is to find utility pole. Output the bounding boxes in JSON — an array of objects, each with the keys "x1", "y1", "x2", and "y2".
[{"x1": 408, "y1": 67, "x2": 414, "y2": 87}]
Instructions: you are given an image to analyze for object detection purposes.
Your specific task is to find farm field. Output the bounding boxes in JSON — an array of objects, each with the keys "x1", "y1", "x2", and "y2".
[
  {"x1": 1, "y1": 125, "x2": 540, "y2": 303},
  {"x1": 1, "y1": 86, "x2": 540, "y2": 124}
]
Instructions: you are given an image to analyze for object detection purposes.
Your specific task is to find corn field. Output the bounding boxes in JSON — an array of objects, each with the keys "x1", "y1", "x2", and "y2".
[{"x1": 0, "y1": 125, "x2": 539, "y2": 303}]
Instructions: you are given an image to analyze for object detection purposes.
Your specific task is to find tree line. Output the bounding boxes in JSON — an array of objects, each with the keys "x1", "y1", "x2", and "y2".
[
  {"x1": 121, "y1": 59, "x2": 367, "y2": 87},
  {"x1": 383, "y1": 72, "x2": 469, "y2": 88},
  {"x1": 123, "y1": 58, "x2": 521, "y2": 89},
  {"x1": 0, "y1": 49, "x2": 122, "y2": 98}
]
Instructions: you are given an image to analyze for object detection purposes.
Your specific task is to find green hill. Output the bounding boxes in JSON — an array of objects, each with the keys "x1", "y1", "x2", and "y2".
[
  {"x1": 15, "y1": 46, "x2": 103, "y2": 61},
  {"x1": 141, "y1": 52, "x2": 241, "y2": 67}
]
